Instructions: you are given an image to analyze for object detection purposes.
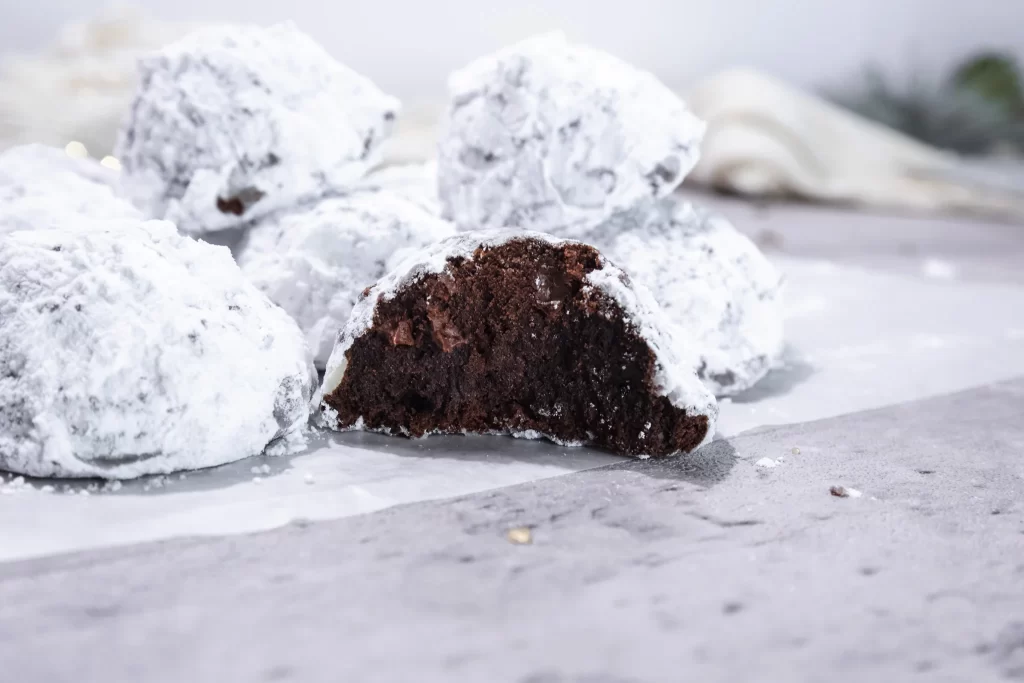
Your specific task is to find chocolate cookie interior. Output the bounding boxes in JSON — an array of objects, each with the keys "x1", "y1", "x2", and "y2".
[{"x1": 322, "y1": 239, "x2": 709, "y2": 456}]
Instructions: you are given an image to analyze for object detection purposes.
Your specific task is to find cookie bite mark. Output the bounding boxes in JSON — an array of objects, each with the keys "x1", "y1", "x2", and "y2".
[{"x1": 320, "y1": 231, "x2": 717, "y2": 457}]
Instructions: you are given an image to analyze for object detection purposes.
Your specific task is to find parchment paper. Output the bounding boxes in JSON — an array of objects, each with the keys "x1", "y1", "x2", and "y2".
[{"x1": 3, "y1": 256, "x2": 1023, "y2": 562}]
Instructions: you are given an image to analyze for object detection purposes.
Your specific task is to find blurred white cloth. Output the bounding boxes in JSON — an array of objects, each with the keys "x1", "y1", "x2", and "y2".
[{"x1": 685, "y1": 68, "x2": 1024, "y2": 221}]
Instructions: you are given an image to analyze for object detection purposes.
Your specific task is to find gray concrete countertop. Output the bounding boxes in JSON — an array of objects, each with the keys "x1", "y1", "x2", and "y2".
[
  {"x1": 2, "y1": 380, "x2": 1022, "y2": 683},
  {"x1": 688, "y1": 191, "x2": 1024, "y2": 286},
  {"x1": 1, "y1": 201, "x2": 1022, "y2": 682}
]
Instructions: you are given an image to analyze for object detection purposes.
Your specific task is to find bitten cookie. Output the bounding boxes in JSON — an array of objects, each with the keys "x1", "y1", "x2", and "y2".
[{"x1": 319, "y1": 231, "x2": 717, "y2": 457}]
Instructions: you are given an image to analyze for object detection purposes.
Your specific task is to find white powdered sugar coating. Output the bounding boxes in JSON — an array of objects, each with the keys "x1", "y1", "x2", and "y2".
[
  {"x1": 0, "y1": 145, "x2": 140, "y2": 233},
  {"x1": 438, "y1": 32, "x2": 705, "y2": 237},
  {"x1": 116, "y1": 22, "x2": 400, "y2": 236},
  {"x1": 321, "y1": 230, "x2": 717, "y2": 450},
  {"x1": 238, "y1": 191, "x2": 455, "y2": 367},
  {"x1": 591, "y1": 198, "x2": 784, "y2": 396},
  {"x1": 355, "y1": 162, "x2": 440, "y2": 215},
  {"x1": 0, "y1": 219, "x2": 315, "y2": 479}
]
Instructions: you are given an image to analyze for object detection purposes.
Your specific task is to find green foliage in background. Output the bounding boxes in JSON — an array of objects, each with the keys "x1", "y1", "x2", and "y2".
[
  {"x1": 827, "y1": 53, "x2": 1024, "y2": 156},
  {"x1": 954, "y1": 53, "x2": 1024, "y2": 118}
]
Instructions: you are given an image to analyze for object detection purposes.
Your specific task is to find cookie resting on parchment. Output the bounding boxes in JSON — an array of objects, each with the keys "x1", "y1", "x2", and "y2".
[
  {"x1": 319, "y1": 230, "x2": 717, "y2": 457},
  {"x1": 0, "y1": 219, "x2": 315, "y2": 479}
]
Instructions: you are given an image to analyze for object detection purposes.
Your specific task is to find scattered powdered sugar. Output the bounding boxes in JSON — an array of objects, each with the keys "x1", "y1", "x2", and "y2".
[
  {"x1": 0, "y1": 475, "x2": 31, "y2": 495},
  {"x1": 238, "y1": 191, "x2": 455, "y2": 367},
  {"x1": 0, "y1": 219, "x2": 315, "y2": 479},
  {"x1": 0, "y1": 144, "x2": 140, "y2": 233},
  {"x1": 921, "y1": 258, "x2": 957, "y2": 280},
  {"x1": 438, "y1": 32, "x2": 705, "y2": 237},
  {"x1": 320, "y1": 230, "x2": 717, "y2": 449},
  {"x1": 589, "y1": 197, "x2": 784, "y2": 396},
  {"x1": 510, "y1": 430, "x2": 547, "y2": 442},
  {"x1": 507, "y1": 429, "x2": 584, "y2": 448},
  {"x1": 755, "y1": 457, "x2": 778, "y2": 469},
  {"x1": 116, "y1": 22, "x2": 399, "y2": 235},
  {"x1": 355, "y1": 162, "x2": 441, "y2": 215}
]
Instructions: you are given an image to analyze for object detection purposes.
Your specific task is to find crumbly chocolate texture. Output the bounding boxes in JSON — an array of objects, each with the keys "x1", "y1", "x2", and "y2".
[{"x1": 322, "y1": 238, "x2": 710, "y2": 457}]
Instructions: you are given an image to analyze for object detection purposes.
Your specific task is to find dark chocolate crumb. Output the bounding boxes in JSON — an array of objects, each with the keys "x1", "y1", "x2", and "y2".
[{"x1": 323, "y1": 237, "x2": 708, "y2": 457}]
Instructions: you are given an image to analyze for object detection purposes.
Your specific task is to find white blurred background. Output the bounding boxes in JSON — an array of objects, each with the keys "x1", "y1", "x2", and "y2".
[{"x1": 2, "y1": 0, "x2": 1022, "y2": 100}]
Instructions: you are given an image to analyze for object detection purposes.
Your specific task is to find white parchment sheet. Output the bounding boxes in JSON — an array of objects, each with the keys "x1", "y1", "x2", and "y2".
[{"x1": 3, "y1": 256, "x2": 1024, "y2": 562}]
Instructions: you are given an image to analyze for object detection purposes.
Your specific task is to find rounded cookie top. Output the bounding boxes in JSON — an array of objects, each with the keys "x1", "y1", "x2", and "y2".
[
  {"x1": 321, "y1": 229, "x2": 717, "y2": 440},
  {"x1": 116, "y1": 22, "x2": 400, "y2": 235},
  {"x1": 238, "y1": 190, "x2": 455, "y2": 367},
  {"x1": 438, "y1": 33, "x2": 705, "y2": 237},
  {"x1": 593, "y1": 197, "x2": 785, "y2": 396},
  {"x1": 0, "y1": 219, "x2": 315, "y2": 479},
  {"x1": 0, "y1": 144, "x2": 140, "y2": 233}
]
